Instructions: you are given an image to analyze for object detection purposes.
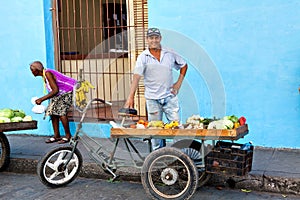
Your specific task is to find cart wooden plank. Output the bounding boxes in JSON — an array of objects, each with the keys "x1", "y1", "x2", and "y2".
[
  {"x1": 0, "y1": 120, "x2": 38, "y2": 132},
  {"x1": 111, "y1": 124, "x2": 249, "y2": 140}
]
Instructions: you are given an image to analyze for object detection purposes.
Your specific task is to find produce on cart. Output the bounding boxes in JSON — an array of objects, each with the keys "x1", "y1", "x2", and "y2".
[
  {"x1": 112, "y1": 114, "x2": 249, "y2": 140},
  {"x1": 123, "y1": 114, "x2": 246, "y2": 130},
  {"x1": 0, "y1": 108, "x2": 33, "y2": 123},
  {"x1": 0, "y1": 108, "x2": 37, "y2": 171}
]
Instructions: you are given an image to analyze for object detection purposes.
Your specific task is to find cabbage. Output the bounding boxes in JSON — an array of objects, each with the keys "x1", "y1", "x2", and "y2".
[
  {"x1": 0, "y1": 117, "x2": 11, "y2": 123},
  {"x1": 208, "y1": 119, "x2": 234, "y2": 129},
  {"x1": 229, "y1": 115, "x2": 239, "y2": 123},
  {"x1": 0, "y1": 108, "x2": 14, "y2": 118},
  {"x1": 223, "y1": 119, "x2": 234, "y2": 129},
  {"x1": 23, "y1": 115, "x2": 33, "y2": 122},
  {"x1": 11, "y1": 117, "x2": 23, "y2": 122},
  {"x1": 223, "y1": 115, "x2": 239, "y2": 123},
  {"x1": 13, "y1": 110, "x2": 26, "y2": 118},
  {"x1": 0, "y1": 108, "x2": 32, "y2": 123}
]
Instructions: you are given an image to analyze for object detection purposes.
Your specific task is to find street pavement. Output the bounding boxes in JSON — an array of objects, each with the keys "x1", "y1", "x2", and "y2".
[
  {"x1": 1, "y1": 172, "x2": 300, "y2": 200},
  {"x1": 3, "y1": 134, "x2": 300, "y2": 196}
]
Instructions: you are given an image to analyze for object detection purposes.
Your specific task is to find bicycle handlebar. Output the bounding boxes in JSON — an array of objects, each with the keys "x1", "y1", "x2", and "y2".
[{"x1": 91, "y1": 98, "x2": 112, "y2": 106}]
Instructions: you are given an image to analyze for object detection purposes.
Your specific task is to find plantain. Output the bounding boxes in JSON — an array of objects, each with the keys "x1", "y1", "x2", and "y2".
[{"x1": 75, "y1": 80, "x2": 95, "y2": 109}]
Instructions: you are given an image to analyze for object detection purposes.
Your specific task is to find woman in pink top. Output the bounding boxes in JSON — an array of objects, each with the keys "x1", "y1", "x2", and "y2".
[{"x1": 30, "y1": 61, "x2": 77, "y2": 144}]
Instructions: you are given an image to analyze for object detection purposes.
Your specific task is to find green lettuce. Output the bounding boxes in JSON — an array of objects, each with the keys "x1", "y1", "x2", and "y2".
[
  {"x1": 0, "y1": 116, "x2": 11, "y2": 123},
  {"x1": 11, "y1": 116, "x2": 23, "y2": 122},
  {"x1": 13, "y1": 110, "x2": 26, "y2": 118},
  {"x1": 22, "y1": 115, "x2": 33, "y2": 122},
  {"x1": 0, "y1": 109, "x2": 14, "y2": 118}
]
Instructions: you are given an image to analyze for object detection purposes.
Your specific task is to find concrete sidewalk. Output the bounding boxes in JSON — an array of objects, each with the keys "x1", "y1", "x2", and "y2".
[{"x1": 4, "y1": 134, "x2": 300, "y2": 195}]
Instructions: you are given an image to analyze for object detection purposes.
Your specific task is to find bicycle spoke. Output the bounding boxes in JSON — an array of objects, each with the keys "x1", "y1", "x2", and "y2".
[
  {"x1": 49, "y1": 171, "x2": 59, "y2": 180},
  {"x1": 45, "y1": 162, "x2": 56, "y2": 170}
]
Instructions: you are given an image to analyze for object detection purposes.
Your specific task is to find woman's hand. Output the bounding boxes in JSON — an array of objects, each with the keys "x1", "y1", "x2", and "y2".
[{"x1": 35, "y1": 98, "x2": 43, "y2": 105}]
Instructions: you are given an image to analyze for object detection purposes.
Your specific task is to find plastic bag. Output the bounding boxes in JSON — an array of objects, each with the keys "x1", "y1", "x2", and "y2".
[
  {"x1": 31, "y1": 105, "x2": 46, "y2": 114},
  {"x1": 31, "y1": 96, "x2": 46, "y2": 114}
]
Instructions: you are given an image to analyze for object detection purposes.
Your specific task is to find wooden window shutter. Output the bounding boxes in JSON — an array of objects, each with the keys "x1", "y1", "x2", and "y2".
[{"x1": 127, "y1": 0, "x2": 148, "y2": 117}]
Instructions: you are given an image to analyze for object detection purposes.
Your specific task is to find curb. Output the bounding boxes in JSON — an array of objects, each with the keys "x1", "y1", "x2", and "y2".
[
  {"x1": 207, "y1": 172, "x2": 300, "y2": 195},
  {"x1": 6, "y1": 157, "x2": 300, "y2": 195},
  {"x1": 6, "y1": 158, "x2": 141, "y2": 183}
]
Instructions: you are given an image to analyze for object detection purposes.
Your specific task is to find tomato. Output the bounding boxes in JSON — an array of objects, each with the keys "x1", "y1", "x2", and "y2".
[{"x1": 239, "y1": 116, "x2": 246, "y2": 125}]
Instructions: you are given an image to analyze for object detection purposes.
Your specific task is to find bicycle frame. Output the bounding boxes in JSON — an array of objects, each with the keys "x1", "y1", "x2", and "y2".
[{"x1": 64, "y1": 98, "x2": 149, "y2": 181}]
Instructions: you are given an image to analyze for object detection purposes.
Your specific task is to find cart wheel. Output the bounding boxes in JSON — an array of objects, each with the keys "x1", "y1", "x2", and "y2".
[
  {"x1": 171, "y1": 139, "x2": 212, "y2": 187},
  {"x1": 37, "y1": 145, "x2": 83, "y2": 188},
  {"x1": 141, "y1": 147, "x2": 198, "y2": 200},
  {"x1": 0, "y1": 132, "x2": 10, "y2": 171}
]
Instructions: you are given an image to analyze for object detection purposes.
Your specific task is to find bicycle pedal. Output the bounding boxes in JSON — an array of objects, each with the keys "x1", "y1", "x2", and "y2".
[{"x1": 111, "y1": 175, "x2": 120, "y2": 182}]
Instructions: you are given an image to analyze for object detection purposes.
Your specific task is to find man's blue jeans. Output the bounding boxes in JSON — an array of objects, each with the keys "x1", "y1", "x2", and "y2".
[{"x1": 146, "y1": 95, "x2": 180, "y2": 150}]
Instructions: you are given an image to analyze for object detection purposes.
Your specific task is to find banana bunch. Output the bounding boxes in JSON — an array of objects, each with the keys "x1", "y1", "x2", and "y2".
[
  {"x1": 75, "y1": 80, "x2": 95, "y2": 109},
  {"x1": 164, "y1": 121, "x2": 179, "y2": 129},
  {"x1": 147, "y1": 120, "x2": 164, "y2": 129}
]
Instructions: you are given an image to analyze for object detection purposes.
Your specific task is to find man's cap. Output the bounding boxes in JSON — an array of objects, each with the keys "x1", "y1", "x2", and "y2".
[{"x1": 147, "y1": 28, "x2": 161, "y2": 37}]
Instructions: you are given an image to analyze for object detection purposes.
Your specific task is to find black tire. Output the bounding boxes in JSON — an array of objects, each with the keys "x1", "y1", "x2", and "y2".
[
  {"x1": 37, "y1": 145, "x2": 83, "y2": 188},
  {"x1": 171, "y1": 139, "x2": 212, "y2": 187},
  {"x1": 0, "y1": 132, "x2": 10, "y2": 171},
  {"x1": 141, "y1": 147, "x2": 198, "y2": 200}
]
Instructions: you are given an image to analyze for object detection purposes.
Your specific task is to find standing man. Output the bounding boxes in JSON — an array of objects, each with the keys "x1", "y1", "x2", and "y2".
[
  {"x1": 30, "y1": 61, "x2": 77, "y2": 144},
  {"x1": 124, "y1": 28, "x2": 188, "y2": 150}
]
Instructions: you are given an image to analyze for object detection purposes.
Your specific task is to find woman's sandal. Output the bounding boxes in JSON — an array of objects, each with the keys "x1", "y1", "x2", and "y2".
[
  {"x1": 57, "y1": 137, "x2": 70, "y2": 144},
  {"x1": 45, "y1": 137, "x2": 62, "y2": 143}
]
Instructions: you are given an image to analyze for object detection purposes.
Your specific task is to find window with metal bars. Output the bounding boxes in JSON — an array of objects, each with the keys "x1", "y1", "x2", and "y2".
[{"x1": 51, "y1": 0, "x2": 148, "y2": 121}]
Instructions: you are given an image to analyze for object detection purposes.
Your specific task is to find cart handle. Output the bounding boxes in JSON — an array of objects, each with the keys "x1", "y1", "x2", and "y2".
[{"x1": 91, "y1": 98, "x2": 112, "y2": 106}]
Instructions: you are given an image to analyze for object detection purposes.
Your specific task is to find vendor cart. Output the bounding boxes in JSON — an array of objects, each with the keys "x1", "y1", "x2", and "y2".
[
  {"x1": 111, "y1": 124, "x2": 251, "y2": 199},
  {"x1": 36, "y1": 97, "x2": 252, "y2": 200},
  {"x1": 0, "y1": 121, "x2": 37, "y2": 171}
]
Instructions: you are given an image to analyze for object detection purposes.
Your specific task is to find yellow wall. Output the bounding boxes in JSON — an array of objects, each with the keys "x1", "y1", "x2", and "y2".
[{"x1": 62, "y1": 58, "x2": 131, "y2": 101}]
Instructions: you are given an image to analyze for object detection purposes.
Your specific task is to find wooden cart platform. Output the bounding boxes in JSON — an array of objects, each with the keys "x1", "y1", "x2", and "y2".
[
  {"x1": 111, "y1": 124, "x2": 249, "y2": 140},
  {"x1": 0, "y1": 120, "x2": 38, "y2": 132}
]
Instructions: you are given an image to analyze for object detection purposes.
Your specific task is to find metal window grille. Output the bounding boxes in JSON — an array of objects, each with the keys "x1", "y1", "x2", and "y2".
[{"x1": 51, "y1": 0, "x2": 148, "y2": 121}]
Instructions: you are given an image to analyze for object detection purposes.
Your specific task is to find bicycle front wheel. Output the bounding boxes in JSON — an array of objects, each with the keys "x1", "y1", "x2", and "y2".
[{"x1": 37, "y1": 145, "x2": 83, "y2": 188}]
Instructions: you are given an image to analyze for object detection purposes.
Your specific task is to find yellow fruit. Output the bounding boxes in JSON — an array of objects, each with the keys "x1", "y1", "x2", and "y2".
[
  {"x1": 234, "y1": 122, "x2": 240, "y2": 129},
  {"x1": 147, "y1": 120, "x2": 164, "y2": 128},
  {"x1": 164, "y1": 124, "x2": 172, "y2": 129},
  {"x1": 172, "y1": 121, "x2": 179, "y2": 127},
  {"x1": 138, "y1": 119, "x2": 145, "y2": 124}
]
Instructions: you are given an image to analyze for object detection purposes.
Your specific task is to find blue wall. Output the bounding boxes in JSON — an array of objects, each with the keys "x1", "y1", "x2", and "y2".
[
  {"x1": 0, "y1": 1, "x2": 52, "y2": 134},
  {"x1": 0, "y1": 1, "x2": 299, "y2": 148},
  {"x1": 148, "y1": 0, "x2": 300, "y2": 148},
  {"x1": 43, "y1": 0, "x2": 55, "y2": 68},
  {"x1": 0, "y1": 1, "x2": 110, "y2": 137}
]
